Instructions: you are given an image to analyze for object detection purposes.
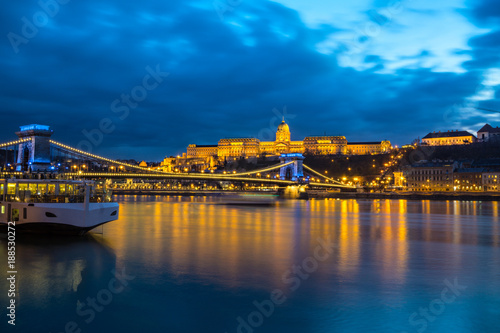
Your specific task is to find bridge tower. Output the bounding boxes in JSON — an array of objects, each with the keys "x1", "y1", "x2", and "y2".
[
  {"x1": 279, "y1": 153, "x2": 304, "y2": 181},
  {"x1": 15, "y1": 124, "x2": 54, "y2": 172}
]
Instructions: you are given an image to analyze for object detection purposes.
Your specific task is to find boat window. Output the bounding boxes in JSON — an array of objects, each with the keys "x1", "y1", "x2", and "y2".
[
  {"x1": 19, "y1": 183, "x2": 28, "y2": 192},
  {"x1": 67, "y1": 185, "x2": 74, "y2": 195},
  {"x1": 1, "y1": 205, "x2": 4, "y2": 214},
  {"x1": 29, "y1": 183, "x2": 37, "y2": 194},
  {"x1": 38, "y1": 184, "x2": 46, "y2": 195},
  {"x1": 23, "y1": 208, "x2": 27, "y2": 219},
  {"x1": 45, "y1": 212, "x2": 57, "y2": 218},
  {"x1": 7, "y1": 184, "x2": 16, "y2": 195},
  {"x1": 48, "y1": 184, "x2": 55, "y2": 195},
  {"x1": 59, "y1": 184, "x2": 66, "y2": 194}
]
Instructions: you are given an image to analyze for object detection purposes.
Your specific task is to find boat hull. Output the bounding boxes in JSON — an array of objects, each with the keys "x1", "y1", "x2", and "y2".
[
  {"x1": 0, "y1": 202, "x2": 119, "y2": 235},
  {"x1": 0, "y1": 221, "x2": 112, "y2": 236}
]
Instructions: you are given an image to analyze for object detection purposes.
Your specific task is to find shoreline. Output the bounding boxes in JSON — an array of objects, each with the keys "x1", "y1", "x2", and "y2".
[
  {"x1": 307, "y1": 191, "x2": 500, "y2": 201},
  {"x1": 113, "y1": 189, "x2": 500, "y2": 201}
]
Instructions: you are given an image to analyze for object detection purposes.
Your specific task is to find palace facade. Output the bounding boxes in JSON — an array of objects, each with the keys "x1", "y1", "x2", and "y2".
[{"x1": 186, "y1": 119, "x2": 391, "y2": 159}]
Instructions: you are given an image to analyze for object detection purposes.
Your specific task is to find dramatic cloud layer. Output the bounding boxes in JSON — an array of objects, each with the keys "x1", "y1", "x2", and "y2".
[{"x1": 1, "y1": 0, "x2": 499, "y2": 160}]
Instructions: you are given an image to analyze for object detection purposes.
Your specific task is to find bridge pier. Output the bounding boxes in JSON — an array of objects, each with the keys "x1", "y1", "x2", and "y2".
[
  {"x1": 15, "y1": 125, "x2": 53, "y2": 172},
  {"x1": 279, "y1": 153, "x2": 304, "y2": 181}
]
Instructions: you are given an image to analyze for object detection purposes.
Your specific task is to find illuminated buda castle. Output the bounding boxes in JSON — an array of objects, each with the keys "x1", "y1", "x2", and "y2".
[{"x1": 186, "y1": 118, "x2": 391, "y2": 159}]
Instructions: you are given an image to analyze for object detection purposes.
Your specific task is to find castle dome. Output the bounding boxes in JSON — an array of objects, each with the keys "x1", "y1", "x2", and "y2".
[
  {"x1": 277, "y1": 119, "x2": 290, "y2": 133},
  {"x1": 276, "y1": 117, "x2": 291, "y2": 142}
]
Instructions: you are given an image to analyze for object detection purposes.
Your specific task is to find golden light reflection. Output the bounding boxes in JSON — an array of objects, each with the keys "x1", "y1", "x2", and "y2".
[
  {"x1": 370, "y1": 200, "x2": 408, "y2": 284},
  {"x1": 103, "y1": 196, "x2": 496, "y2": 292},
  {"x1": 493, "y1": 201, "x2": 499, "y2": 247},
  {"x1": 338, "y1": 200, "x2": 360, "y2": 276}
]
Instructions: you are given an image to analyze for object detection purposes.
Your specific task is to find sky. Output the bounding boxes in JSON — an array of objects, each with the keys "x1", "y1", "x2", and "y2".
[{"x1": 1, "y1": 0, "x2": 500, "y2": 161}]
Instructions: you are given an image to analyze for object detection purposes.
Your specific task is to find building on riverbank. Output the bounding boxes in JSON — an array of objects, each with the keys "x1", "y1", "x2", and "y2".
[
  {"x1": 482, "y1": 172, "x2": 500, "y2": 191},
  {"x1": 404, "y1": 159, "x2": 500, "y2": 192},
  {"x1": 406, "y1": 161, "x2": 456, "y2": 191},
  {"x1": 453, "y1": 168, "x2": 485, "y2": 191}
]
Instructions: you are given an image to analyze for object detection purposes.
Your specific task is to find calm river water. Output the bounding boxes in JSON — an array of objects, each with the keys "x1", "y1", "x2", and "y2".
[{"x1": 1, "y1": 196, "x2": 500, "y2": 333}]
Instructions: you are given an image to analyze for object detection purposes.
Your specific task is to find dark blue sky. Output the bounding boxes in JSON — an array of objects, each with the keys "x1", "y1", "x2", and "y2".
[{"x1": 1, "y1": 0, "x2": 500, "y2": 160}]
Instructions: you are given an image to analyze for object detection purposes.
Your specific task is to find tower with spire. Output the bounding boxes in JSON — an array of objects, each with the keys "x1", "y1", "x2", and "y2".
[{"x1": 276, "y1": 117, "x2": 291, "y2": 143}]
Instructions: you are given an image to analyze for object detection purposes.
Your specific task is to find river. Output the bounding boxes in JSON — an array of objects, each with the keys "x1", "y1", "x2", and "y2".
[{"x1": 1, "y1": 196, "x2": 499, "y2": 332}]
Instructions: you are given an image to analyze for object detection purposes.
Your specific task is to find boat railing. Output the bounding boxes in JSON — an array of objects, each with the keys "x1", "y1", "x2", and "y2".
[{"x1": 3, "y1": 189, "x2": 113, "y2": 204}]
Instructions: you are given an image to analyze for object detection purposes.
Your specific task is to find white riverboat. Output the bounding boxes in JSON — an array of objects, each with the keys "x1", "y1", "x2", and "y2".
[{"x1": 0, "y1": 179, "x2": 119, "y2": 235}]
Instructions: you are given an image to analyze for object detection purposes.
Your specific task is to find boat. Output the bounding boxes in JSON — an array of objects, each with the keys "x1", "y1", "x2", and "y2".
[
  {"x1": 216, "y1": 193, "x2": 279, "y2": 206},
  {"x1": 0, "y1": 179, "x2": 119, "y2": 235}
]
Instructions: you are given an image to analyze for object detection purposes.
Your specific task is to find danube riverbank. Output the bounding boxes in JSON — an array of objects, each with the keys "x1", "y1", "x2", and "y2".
[
  {"x1": 307, "y1": 190, "x2": 500, "y2": 201},
  {"x1": 113, "y1": 189, "x2": 500, "y2": 201}
]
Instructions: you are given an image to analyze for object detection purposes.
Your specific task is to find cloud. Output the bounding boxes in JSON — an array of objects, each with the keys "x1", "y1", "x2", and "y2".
[{"x1": 0, "y1": 0, "x2": 496, "y2": 160}]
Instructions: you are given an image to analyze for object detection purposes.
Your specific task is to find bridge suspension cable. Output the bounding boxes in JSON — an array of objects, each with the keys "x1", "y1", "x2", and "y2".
[
  {"x1": 51, "y1": 140, "x2": 296, "y2": 177},
  {"x1": 65, "y1": 172, "x2": 296, "y2": 184},
  {"x1": 51, "y1": 141, "x2": 346, "y2": 187},
  {"x1": 223, "y1": 161, "x2": 295, "y2": 177},
  {"x1": 50, "y1": 140, "x2": 162, "y2": 173},
  {"x1": 0, "y1": 138, "x2": 30, "y2": 149},
  {"x1": 303, "y1": 164, "x2": 355, "y2": 188}
]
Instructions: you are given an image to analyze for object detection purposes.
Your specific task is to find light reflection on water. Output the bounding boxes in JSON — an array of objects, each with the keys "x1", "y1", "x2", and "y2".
[{"x1": 1, "y1": 196, "x2": 500, "y2": 332}]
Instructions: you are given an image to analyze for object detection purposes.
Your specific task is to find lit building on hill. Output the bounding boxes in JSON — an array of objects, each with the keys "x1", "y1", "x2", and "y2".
[
  {"x1": 421, "y1": 130, "x2": 476, "y2": 146},
  {"x1": 347, "y1": 141, "x2": 392, "y2": 155},
  {"x1": 420, "y1": 123, "x2": 500, "y2": 146},
  {"x1": 185, "y1": 118, "x2": 391, "y2": 159}
]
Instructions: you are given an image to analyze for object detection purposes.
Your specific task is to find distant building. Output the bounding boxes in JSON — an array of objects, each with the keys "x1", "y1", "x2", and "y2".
[
  {"x1": 477, "y1": 124, "x2": 500, "y2": 142},
  {"x1": 453, "y1": 168, "x2": 484, "y2": 192},
  {"x1": 303, "y1": 136, "x2": 347, "y2": 155},
  {"x1": 139, "y1": 161, "x2": 148, "y2": 167},
  {"x1": 483, "y1": 172, "x2": 500, "y2": 192},
  {"x1": 406, "y1": 161, "x2": 456, "y2": 191},
  {"x1": 187, "y1": 144, "x2": 217, "y2": 158},
  {"x1": 421, "y1": 130, "x2": 476, "y2": 146},
  {"x1": 185, "y1": 118, "x2": 391, "y2": 159},
  {"x1": 347, "y1": 141, "x2": 392, "y2": 155}
]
